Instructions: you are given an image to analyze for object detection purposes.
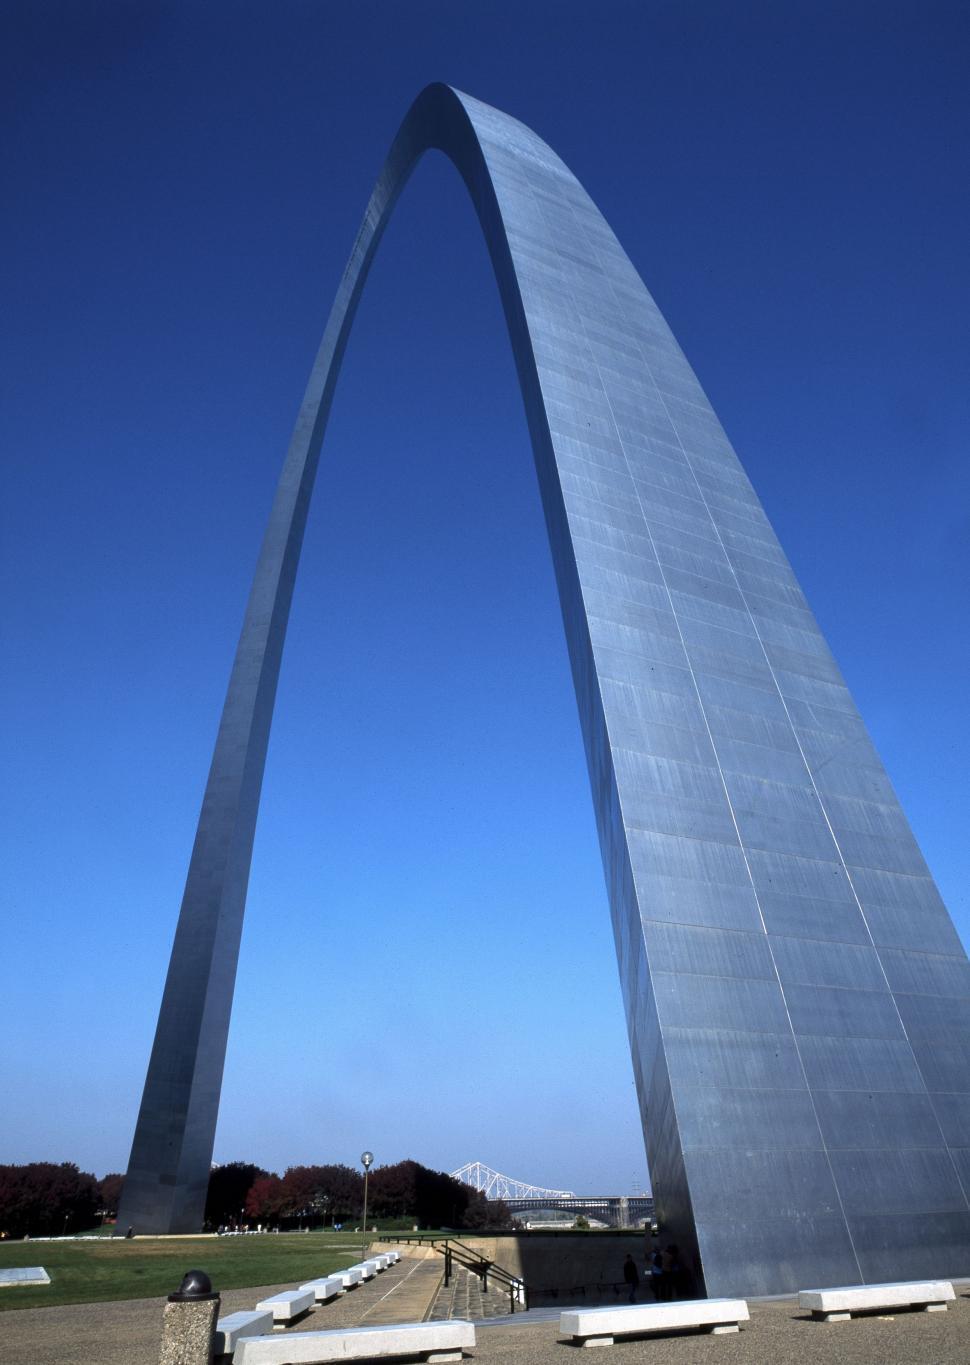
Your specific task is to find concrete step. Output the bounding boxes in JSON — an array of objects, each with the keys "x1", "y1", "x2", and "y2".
[{"x1": 429, "y1": 1267, "x2": 518, "y2": 1322}]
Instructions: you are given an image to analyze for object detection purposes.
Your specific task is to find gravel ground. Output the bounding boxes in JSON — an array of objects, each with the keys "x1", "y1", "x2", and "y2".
[{"x1": 0, "y1": 1275, "x2": 968, "y2": 1365}]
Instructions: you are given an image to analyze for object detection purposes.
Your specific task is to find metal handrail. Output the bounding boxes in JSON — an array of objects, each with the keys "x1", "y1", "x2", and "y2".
[{"x1": 432, "y1": 1236, "x2": 529, "y2": 1314}]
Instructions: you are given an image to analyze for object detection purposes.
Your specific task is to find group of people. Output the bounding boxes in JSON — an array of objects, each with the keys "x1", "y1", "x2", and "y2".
[{"x1": 623, "y1": 1244, "x2": 688, "y2": 1302}]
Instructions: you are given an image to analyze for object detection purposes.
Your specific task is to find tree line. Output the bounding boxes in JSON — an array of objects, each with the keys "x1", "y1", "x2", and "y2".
[
  {"x1": 0, "y1": 1164, "x2": 120, "y2": 1239},
  {"x1": 0, "y1": 1160, "x2": 512, "y2": 1238},
  {"x1": 207, "y1": 1159, "x2": 512, "y2": 1231}
]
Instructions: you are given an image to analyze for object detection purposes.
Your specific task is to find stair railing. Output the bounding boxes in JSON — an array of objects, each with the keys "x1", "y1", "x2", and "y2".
[{"x1": 432, "y1": 1236, "x2": 529, "y2": 1314}]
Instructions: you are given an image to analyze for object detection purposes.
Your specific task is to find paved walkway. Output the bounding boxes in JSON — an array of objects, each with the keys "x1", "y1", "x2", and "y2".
[{"x1": 359, "y1": 1256, "x2": 443, "y2": 1325}]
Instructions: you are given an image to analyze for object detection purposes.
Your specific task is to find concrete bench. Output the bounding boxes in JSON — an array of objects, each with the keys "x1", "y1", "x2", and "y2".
[
  {"x1": 254, "y1": 1288, "x2": 314, "y2": 1325},
  {"x1": 215, "y1": 1310, "x2": 274, "y2": 1355},
  {"x1": 798, "y1": 1280, "x2": 955, "y2": 1321},
  {"x1": 347, "y1": 1261, "x2": 376, "y2": 1280},
  {"x1": 299, "y1": 1275, "x2": 345, "y2": 1303},
  {"x1": 560, "y1": 1299, "x2": 749, "y2": 1346},
  {"x1": 335, "y1": 1267, "x2": 363, "y2": 1290},
  {"x1": 234, "y1": 1319, "x2": 476, "y2": 1363}
]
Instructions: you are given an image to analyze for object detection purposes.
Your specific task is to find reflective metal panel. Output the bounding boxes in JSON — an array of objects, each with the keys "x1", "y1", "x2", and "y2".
[
  {"x1": 684, "y1": 1149, "x2": 842, "y2": 1220},
  {"x1": 849, "y1": 1212, "x2": 970, "y2": 1283},
  {"x1": 770, "y1": 936, "x2": 886, "y2": 990},
  {"x1": 932, "y1": 1094, "x2": 970, "y2": 1146},
  {"x1": 784, "y1": 984, "x2": 905, "y2": 1040},
  {"x1": 812, "y1": 1089, "x2": 944, "y2": 1150},
  {"x1": 694, "y1": 1215, "x2": 859, "y2": 1298},
  {"x1": 676, "y1": 1084, "x2": 821, "y2": 1151},
  {"x1": 828, "y1": 1149, "x2": 966, "y2": 1216}
]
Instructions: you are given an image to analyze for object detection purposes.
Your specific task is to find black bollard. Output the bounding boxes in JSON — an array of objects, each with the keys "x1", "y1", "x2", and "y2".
[{"x1": 159, "y1": 1269, "x2": 220, "y2": 1365}]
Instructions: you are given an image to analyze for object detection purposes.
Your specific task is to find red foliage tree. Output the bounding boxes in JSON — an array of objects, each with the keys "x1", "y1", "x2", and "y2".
[
  {"x1": 205, "y1": 1162, "x2": 269, "y2": 1227},
  {"x1": 0, "y1": 1163, "x2": 100, "y2": 1238},
  {"x1": 368, "y1": 1161, "x2": 417, "y2": 1219},
  {"x1": 280, "y1": 1164, "x2": 363, "y2": 1221},
  {"x1": 368, "y1": 1160, "x2": 472, "y2": 1228},
  {"x1": 280, "y1": 1166, "x2": 318, "y2": 1214},
  {"x1": 97, "y1": 1173, "x2": 124, "y2": 1218},
  {"x1": 244, "y1": 1175, "x2": 287, "y2": 1223}
]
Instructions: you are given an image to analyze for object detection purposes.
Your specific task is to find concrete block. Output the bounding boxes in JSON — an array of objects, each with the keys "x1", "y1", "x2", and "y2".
[
  {"x1": 234, "y1": 1320, "x2": 476, "y2": 1363},
  {"x1": 798, "y1": 1280, "x2": 955, "y2": 1319},
  {"x1": 254, "y1": 1288, "x2": 314, "y2": 1323},
  {"x1": 561, "y1": 1299, "x2": 749, "y2": 1345},
  {"x1": 299, "y1": 1276, "x2": 344, "y2": 1302},
  {"x1": 215, "y1": 1310, "x2": 274, "y2": 1353}
]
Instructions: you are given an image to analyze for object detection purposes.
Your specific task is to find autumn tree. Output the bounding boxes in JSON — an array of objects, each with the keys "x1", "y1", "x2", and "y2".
[
  {"x1": 97, "y1": 1173, "x2": 124, "y2": 1218},
  {"x1": 461, "y1": 1190, "x2": 490, "y2": 1229},
  {"x1": 280, "y1": 1164, "x2": 362, "y2": 1222},
  {"x1": 245, "y1": 1175, "x2": 287, "y2": 1223},
  {"x1": 368, "y1": 1161, "x2": 473, "y2": 1228},
  {"x1": 368, "y1": 1161, "x2": 417, "y2": 1219},
  {"x1": 462, "y1": 1192, "x2": 514, "y2": 1229},
  {"x1": 413, "y1": 1164, "x2": 473, "y2": 1227},
  {"x1": 204, "y1": 1162, "x2": 269, "y2": 1227},
  {"x1": 0, "y1": 1163, "x2": 100, "y2": 1238},
  {"x1": 280, "y1": 1166, "x2": 319, "y2": 1215}
]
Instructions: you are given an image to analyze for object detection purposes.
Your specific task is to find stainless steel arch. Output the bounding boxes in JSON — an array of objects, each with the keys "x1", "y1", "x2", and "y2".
[{"x1": 120, "y1": 84, "x2": 970, "y2": 1295}]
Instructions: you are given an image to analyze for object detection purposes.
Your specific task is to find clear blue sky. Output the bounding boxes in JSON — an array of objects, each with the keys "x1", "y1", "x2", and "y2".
[{"x1": 2, "y1": 1, "x2": 967, "y2": 1195}]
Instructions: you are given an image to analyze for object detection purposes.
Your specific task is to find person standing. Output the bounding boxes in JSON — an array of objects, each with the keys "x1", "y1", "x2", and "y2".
[
  {"x1": 664, "y1": 1245, "x2": 685, "y2": 1300},
  {"x1": 649, "y1": 1247, "x2": 666, "y2": 1300},
  {"x1": 622, "y1": 1253, "x2": 639, "y2": 1303}
]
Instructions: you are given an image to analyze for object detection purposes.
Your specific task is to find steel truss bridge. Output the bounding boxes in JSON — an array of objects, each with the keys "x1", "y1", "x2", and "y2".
[
  {"x1": 450, "y1": 1163, "x2": 654, "y2": 1229},
  {"x1": 450, "y1": 1161, "x2": 575, "y2": 1202}
]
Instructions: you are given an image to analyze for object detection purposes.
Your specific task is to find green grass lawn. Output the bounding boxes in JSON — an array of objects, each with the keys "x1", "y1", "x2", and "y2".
[{"x1": 0, "y1": 1231, "x2": 377, "y2": 1312}]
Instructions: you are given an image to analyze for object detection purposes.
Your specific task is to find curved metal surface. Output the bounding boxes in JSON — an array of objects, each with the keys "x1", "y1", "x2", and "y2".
[{"x1": 120, "y1": 84, "x2": 970, "y2": 1295}]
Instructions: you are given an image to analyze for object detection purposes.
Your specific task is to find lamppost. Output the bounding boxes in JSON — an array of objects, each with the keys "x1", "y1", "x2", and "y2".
[{"x1": 360, "y1": 1151, "x2": 373, "y2": 1260}]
